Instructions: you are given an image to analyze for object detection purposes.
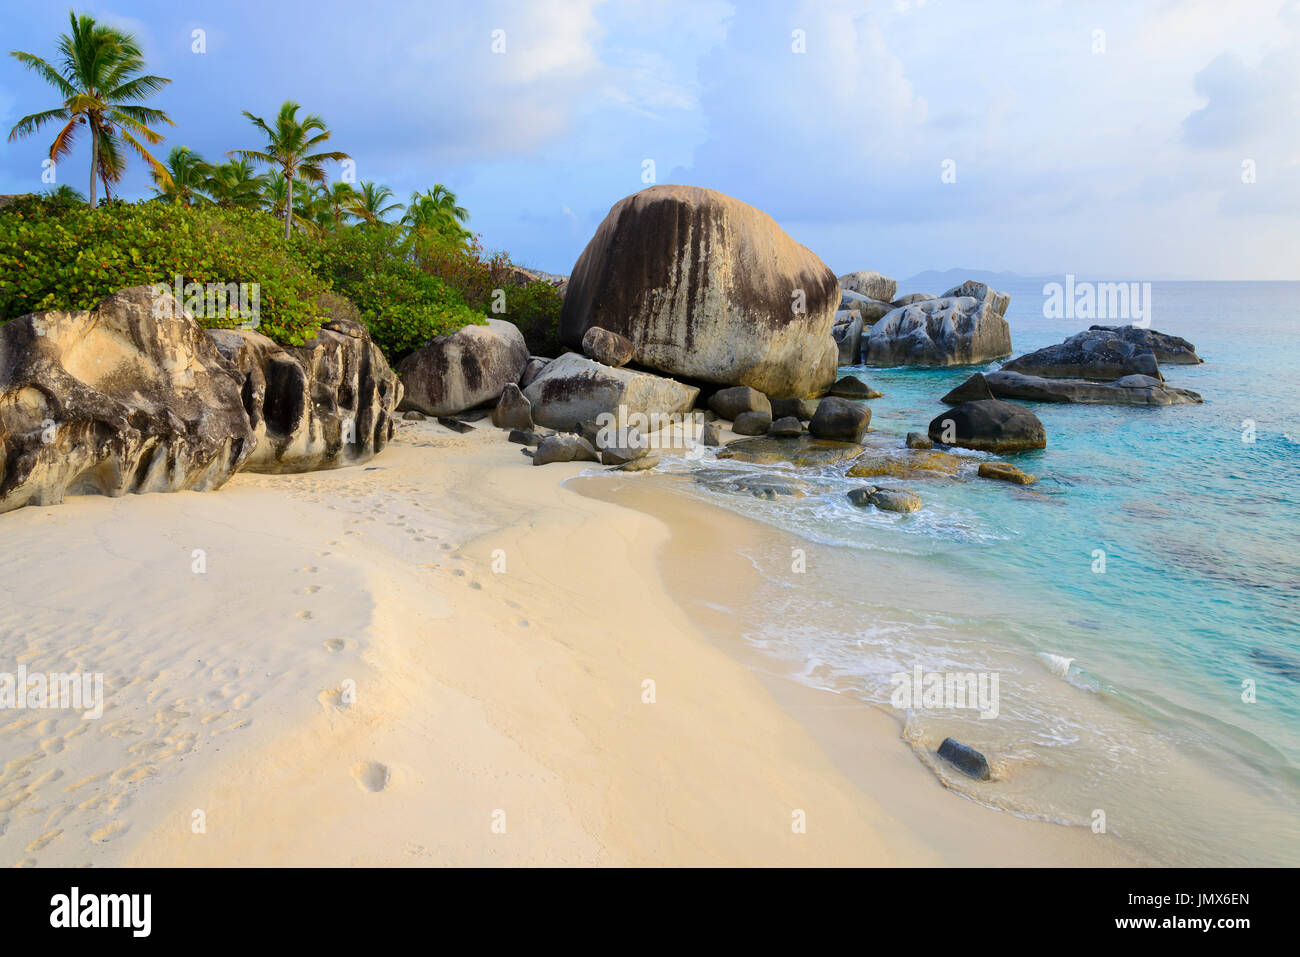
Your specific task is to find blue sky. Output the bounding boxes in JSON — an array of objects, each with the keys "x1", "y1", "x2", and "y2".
[{"x1": 2, "y1": 0, "x2": 1297, "y2": 280}]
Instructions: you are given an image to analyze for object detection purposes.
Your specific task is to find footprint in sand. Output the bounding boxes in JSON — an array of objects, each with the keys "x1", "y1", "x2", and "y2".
[
  {"x1": 301, "y1": 585, "x2": 321, "y2": 594},
  {"x1": 26, "y1": 829, "x2": 62, "y2": 852},
  {"x1": 350, "y1": 761, "x2": 390, "y2": 793},
  {"x1": 468, "y1": 581, "x2": 482, "y2": 590},
  {"x1": 324, "y1": 638, "x2": 354, "y2": 654},
  {"x1": 298, "y1": 566, "x2": 318, "y2": 573},
  {"x1": 296, "y1": 610, "x2": 314, "y2": 619},
  {"x1": 90, "y1": 820, "x2": 130, "y2": 843}
]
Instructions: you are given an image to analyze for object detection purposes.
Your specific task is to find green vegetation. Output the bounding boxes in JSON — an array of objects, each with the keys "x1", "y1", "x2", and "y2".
[{"x1": 2, "y1": 12, "x2": 568, "y2": 362}]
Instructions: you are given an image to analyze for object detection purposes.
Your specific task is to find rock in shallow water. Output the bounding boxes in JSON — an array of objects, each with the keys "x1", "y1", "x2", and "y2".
[
  {"x1": 937, "y1": 737, "x2": 991, "y2": 780},
  {"x1": 768, "y1": 416, "x2": 804, "y2": 438},
  {"x1": 732, "y1": 410, "x2": 772, "y2": 435},
  {"x1": 1000, "y1": 326, "x2": 1165, "y2": 381},
  {"x1": 708, "y1": 385, "x2": 771, "y2": 421},
  {"x1": 719, "y1": 436, "x2": 865, "y2": 468},
  {"x1": 984, "y1": 370, "x2": 1202, "y2": 406},
  {"x1": 977, "y1": 461, "x2": 1036, "y2": 485},
  {"x1": 929, "y1": 399, "x2": 1046, "y2": 453},
  {"x1": 809, "y1": 396, "x2": 871, "y2": 442},
  {"x1": 905, "y1": 432, "x2": 933, "y2": 450},
  {"x1": 865, "y1": 295, "x2": 1012, "y2": 367},
  {"x1": 828, "y1": 376, "x2": 882, "y2": 399},
  {"x1": 532, "y1": 433, "x2": 599, "y2": 466},
  {"x1": 846, "y1": 486, "x2": 922, "y2": 512}
]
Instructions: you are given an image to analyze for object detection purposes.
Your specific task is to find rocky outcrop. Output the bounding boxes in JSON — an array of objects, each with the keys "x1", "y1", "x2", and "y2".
[
  {"x1": 840, "y1": 290, "x2": 894, "y2": 324},
  {"x1": 771, "y1": 397, "x2": 819, "y2": 421},
  {"x1": 521, "y1": 352, "x2": 699, "y2": 431},
  {"x1": 978, "y1": 461, "x2": 1035, "y2": 485},
  {"x1": 833, "y1": 311, "x2": 863, "y2": 365},
  {"x1": 532, "y1": 433, "x2": 599, "y2": 466},
  {"x1": 0, "y1": 287, "x2": 255, "y2": 513},
  {"x1": 828, "y1": 376, "x2": 881, "y2": 399},
  {"x1": 928, "y1": 399, "x2": 1045, "y2": 453},
  {"x1": 768, "y1": 416, "x2": 803, "y2": 437},
  {"x1": 941, "y1": 280, "x2": 1010, "y2": 318},
  {"x1": 1088, "y1": 325, "x2": 1202, "y2": 365},
  {"x1": 209, "y1": 316, "x2": 400, "y2": 474},
  {"x1": 519, "y1": 355, "x2": 551, "y2": 389},
  {"x1": 581, "y1": 326, "x2": 634, "y2": 367},
  {"x1": 940, "y1": 371, "x2": 996, "y2": 404},
  {"x1": 733, "y1": 410, "x2": 772, "y2": 435},
  {"x1": 559, "y1": 185, "x2": 839, "y2": 398},
  {"x1": 718, "y1": 436, "x2": 865, "y2": 468},
  {"x1": 891, "y1": 293, "x2": 935, "y2": 308},
  {"x1": 847, "y1": 486, "x2": 922, "y2": 513},
  {"x1": 397, "y1": 318, "x2": 528, "y2": 415},
  {"x1": 983, "y1": 370, "x2": 1202, "y2": 406},
  {"x1": 1000, "y1": 326, "x2": 1169, "y2": 381},
  {"x1": 708, "y1": 386, "x2": 770, "y2": 421},
  {"x1": 839, "y1": 270, "x2": 897, "y2": 303},
  {"x1": 864, "y1": 296, "x2": 1012, "y2": 367}
]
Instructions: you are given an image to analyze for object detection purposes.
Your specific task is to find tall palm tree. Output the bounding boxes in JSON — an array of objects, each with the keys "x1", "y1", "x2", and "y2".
[
  {"x1": 321, "y1": 181, "x2": 357, "y2": 230},
  {"x1": 290, "y1": 183, "x2": 332, "y2": 237},
  {"x1": 231, "y1": 101, "x2": 350, "y2": 239},
  {"x1": 349, "y1": 181, "x2": 402, "y2": 226},
  {"x1": 8, "y1": 12, "x2": 173, "y2": 206},
  {"x1": 402, "y1": 185, "x2": 471, "y2": 244},
  {"x1": 151, "y1": 145, "x2": 210, "y2": 205},
  {"x1": 205, "y1": 158, "x2": 266, "y2": 209}
]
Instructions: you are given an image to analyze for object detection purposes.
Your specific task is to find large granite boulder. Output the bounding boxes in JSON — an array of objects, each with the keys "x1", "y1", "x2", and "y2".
[
  {"x1": 891, "y1": 293, "x2": 935, "y2": 308},
  {"x1": 519, "y1": 355, "x2": 551, "y2": 389},
  {"x1": 833, "y1": 311, "x2": 863, "y2": 365},
  {"x1": 0, "y1": 286, "x2": 255, "y2": 513},
  {"x1": 928, "y1": 399, "x2": 1045, "y2": 453},
  {"x1": 809, "y1": 396, "x2": 871, "y2": 442},
  {"x1": 581, "y1": 326, "x2": 634, "y2": 367},
  {"x1": 983, "y1": 370, "x2": 1202, "y2": 406},
  {"x1": 864, "y1": 296, "x2": 1012, "y2": 367},
  {"x1": 940, "y1": 371, "x2": 996, "y2": 404},
  {"x1": 708, "y1": 385, "x2": 771, "y2": 421},
  {"x1": 839, "y1": 270, "x2": 897, "y2": 303},
  {"x1": 490, "y1": 383, "x2": 534, "y2": 430},
  {"x1": 840, "y1": 290, "x2": 894, "y2": 324},
  {"x1": 559, "y1": 185, "x2": 839, "y2": 398},
  {"x1": 1000, "y1": 326, "x2": 1164, "y2": 381},
  {"x1": 208, "y1": 316, "x2": 400, "y2": 474},
  {"x1": 941, "y1": 280, "x2": 1010, "y2": 318},
  {"x1": 1088, "y1": 325, "x2": 1202, "y2": 365},
  {"x1": 397, "y1": 318, "x2": 528, "y2": 415},
  {"x1": 521, "y1": 352, "x2": 699, "y2": 431}
]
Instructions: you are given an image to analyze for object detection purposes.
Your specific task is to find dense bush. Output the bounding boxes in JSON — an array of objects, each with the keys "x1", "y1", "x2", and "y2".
[
  {"x1": 0, "y1": 197, "x2": 486, "y2": 359},
  {"x1": 499, "y1": 280, "x2": 564, "y2": 357},
  {"x1": 0, "y1": 197, "x2": 329, "y2": 345},
  {"x1": 293, "y1": 226, "x2": 483, "y2": 362}
]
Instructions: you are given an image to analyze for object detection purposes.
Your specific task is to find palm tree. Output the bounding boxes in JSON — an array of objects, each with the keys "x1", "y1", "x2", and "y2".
[
  {"x1": 205, "y1": 158, "x2": 266, "y2": 209},
  {"x1": 151, "y1": 145, "x2": 210, "y2": 205},
  {"x1": 8, "y1": 12, "x2": 173, "y2": 206},
  {"x1": 321, "y1": 181, "x2": 357, "y2": 230},
  {"x1": 231, "y1": 101, "x2": 350, "y2": 239},
  {"x1": 289, "y1": 183, "x2": 332, "y2": 237},
  {"x1": 401, "y1": 185, "x2": 471, "y2": 244},
  {"x1": 349, "y1": 181, "x2": 402, "y2": 226}
]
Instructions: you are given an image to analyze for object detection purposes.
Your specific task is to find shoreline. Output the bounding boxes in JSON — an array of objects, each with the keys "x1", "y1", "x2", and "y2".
[{"x1": 1, "y1": 423, "x2": 1136, "y2": 866}]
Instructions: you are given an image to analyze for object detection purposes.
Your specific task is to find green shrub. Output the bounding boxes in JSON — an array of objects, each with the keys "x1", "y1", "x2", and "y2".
[
  {"x1": 499, "y1": 280, "x2": 564, "y2": 357},
  {"x1": 0, "y1": 197, "x2": 328, "y2": 345},
  {"x1": 294, "y1": 226, "x2": 484, "y2": 362}
]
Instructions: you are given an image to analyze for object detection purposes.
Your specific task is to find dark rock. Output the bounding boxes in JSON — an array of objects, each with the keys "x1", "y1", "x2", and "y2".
[
  {"x1": 437, "y1": 416, "x2": 475, "y2": 434},
  {"x1": 905, "y1": 432, "x2": 933, "y2": 450},
  {"x1": 701, "y1": 421, "x2": 723, "y2": 446},
  {"x1": 732, "y1": 410, "x2": 772, "y2": 435},
  {"x1": 607, "y1": 454, "x2": 659, "y2": 472},
  {"x1": 928, "y1": 399, "x2": 1046, "y2": 453},
  {"x1": 937, "y1": 738, "x2": 991, "y2": 780},
  {"x1": 846, "y1": 486, "x2": 922, "y2": 512},
  {"x1": 865, "y1": 296, "x2": 1012, "y2": 367},
  {"x1": 768, "y1": 416, "x2": 804, "y2": 437},
  {"x1": 491, "y1": 383, "x2": 534, "y2": 430},
  {"x1": 519, "y1": 355, "x2": 551, "y2": 389},
  {"x1": 809, "y1": 396, "x2": 871, "y2": 443},
  {"x1": 397, "y1": 318, "x2": 528, "y2": 416},
  {"x1": 891, "y1": 293, "x2": 935, "y2": 308},
  {"x1": 770, "y1": 397, "x2": 820, "y2": 421},
  {"x1": 832, "y1": 311, "x2": 863, "y2": 365},
  {"x1": 984, "y1": 370, "x2": 1202, "y2": 406},
  {"x1": 599, "y1": 428, "x2": 649, "y2": 465},
  {"x1": 828, "y1": 376, "x2": 881, "y2": 399},
  {"x1": 1001, "y1": 327, "x2": 1164, "y2": 381},
  {"x1": 1090, "y1": 325, "x2": 1201, "y2": 364},
  {"x1": 532, "y1": 434, "x2": 599, "y2": 466},
  {"x1": 403, "y1": 410, "x2": 426, "y2": 421},
  {"x1": 708, "y1": 385, "x2": 772, "y2": 421},
  {"x1": 581, "y1": 326, "x2": 635, "y2": 367},
  {"x1": 508, "y1": 429, "x2": 542, "y2": 446},
  {"x1": 941, "y1": 372, "x2": 996, "y2": 404}
]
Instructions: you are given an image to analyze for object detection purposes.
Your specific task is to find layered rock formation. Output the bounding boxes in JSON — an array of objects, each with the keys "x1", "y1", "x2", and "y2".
[
  {"x1": 397, "y1": 318, "x2": 528, "y2": 415},
  {"x1": 864, "y1": 295, "x2": 1012, "y2": 367}
]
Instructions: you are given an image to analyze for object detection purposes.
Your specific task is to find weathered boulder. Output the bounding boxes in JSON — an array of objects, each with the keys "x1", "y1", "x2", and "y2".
[
  {"x1": 809, "y1": 396, "x2": 871, "y2": 442},
  {"x1": 839, "y1": 270, "x2": 897, "y2": 303},
  {"x1": 694, "y1": 468, "x2": 809, "y2": 499},
  {"x1": 700, "y1": 421, "x2": 723, "y2": 447},
  {"x1": 508, "y1": 428, "x2": 543, "y2": 446},
  {"x1": 718, "y1": 436, "x2": 865, "y2": 468},
  {"x1": 581, "y1": 326, "x2": 634, "y2": 367},
  {"x1": 984, "y1": 370, "x2": 1202, "y2": 406},
  {"x1": 607, "y1": 453, "x2": 659, "y2": 472},
  {"x1": 891, "y1": 293, "x2": 935, "y2": 308},
  {"x1": 708, "y1": 386, "x2": 771, "y2": 421},
  {"x1": 559, "y1": 185, "x2": 840, "y2": 398},
  {"x1": 828, "y1": 376, "x2": 881, "y2": 399},
  {"x1": 1089, "y1": 325, "x2": 1202, "y2": 365},
  {"x1": 1000, "y1": 327, "x2": 1162, "y2": 381},
  {"x1": 403, "y1": 410, "x2": 426, "y2": 421},
  {"x1": 865, "y1": 297, "x2": 1012, "y2": 367},
  {"x1": 940, "y1": 372, "x2": 996, "y2": 404},
  {"x1": 978, "y1": 461, "x2": 1035, "y2": 485},
  {"x1": 519, "y1": 355, "x2": 551, "y2": 389},
  {"x1": 522, "y1": 352, "x2": 699, "y2": 432},
  {"x1": 840, "y1": 290, "x2": 894, "y2": 324},
  {"x1": 491, "y1": 383, "x2": 535, "y2": 430},
  {"x1": 833, "y1": 311, "x2": 863, "y2": 365},
  {"x1": 397, "y1": 318, "x2": 528, "y2": 415},
  {"x1": 941, "y1": 280, "x2": 1010, "y2": 318},
  {"x1": 209, "y1": 315, "x2": 401, "y2": 474},
  {"x1": 732, "y1": 410, "x2": 772, "y2": 435},
  {"x1": 928, "y1": 399, "x2": 1046, "y2": 453},
  {"x1": 846, "y1": 449, "x2": 963, "y2": 480},
  {"x1": 846, "y1": 486, "x2": 922, "y2": 512},
  {"x1": 905, "y1": 432, "x2": 933, "y2": 450},
  {"x1": 770, "y1": 397, "x2": 819, "y2": 421},
  {"x1": 0, "y1": 287, "x2": 256, "y2": 514},
  {"x1": 532, "y1": 433, "x2": 599, "y2": 466},
  {"x1": 600, "y1": 428, "x2": 649, "y2": 465}
]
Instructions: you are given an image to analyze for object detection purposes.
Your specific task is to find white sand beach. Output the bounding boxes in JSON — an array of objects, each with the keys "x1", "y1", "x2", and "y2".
[{"x1": 0, "y1": 419, "x2": 1139, "y2": 867}]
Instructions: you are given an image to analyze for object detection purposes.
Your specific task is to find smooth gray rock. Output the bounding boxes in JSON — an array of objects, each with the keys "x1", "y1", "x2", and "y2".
[
  {"x1": 519, "y1": 355, "x2": 552, "y2": 389},
  {"x1": 1089, "y1": 325, "x2": 1202, "y2": 364},
  {"x1": 905, "y1": 432, "x2": 933, "y2": 450},
  {"x1": 839, "y1": 270, "x2": 897, "y2": 303},
  {"x1": 833, "y1": 311, "x2": 863, "y2": 365},
  {"x1": 828, "y1": 376, "x2": 881, "y2": 399},
  {"x1": 941, "y1": 280, "x2": 1010, "y2": 318},
  {"x1": 732, "y1": 410, "x2": 773, "y2": 435},
  {"x1": 491, "y1": 383, "x2": 534, "y2": 430},
  {"x1": 809, "y1": 396, "x2": 871, "y2": 443},
  {"x1": 532, "y1": 433, "x2": 599, "y2": 466},
  {"x1": 839, "y1": 290, "x2": 894, "y2": 324},
  {"x1": 891, "y1": 293, "x2": 936, "y2": 308},
  {"x1": 865, "y1": 296, "x2": 1012, "y2": 367},
  {"x1": 1000, "y1": 327, "x2": 1163, "y2": 381},
  {"x1": 770, "y1": 397, "x2": 820, "y2": 421},
  {"x1": 847, "y1": 486, "x2": 922, "y2": 513},
  {"x1": 940, "y1": 372, "x2": 996, "y2": 405},
  {"x1": 937, "y1": 738, "x2": 991, "y2": 780},
  {"x1": 397, "y1": 317, "x2": 528, "y2": 416},
  {"x1": 522, "y1": 352, "x2": 699, "y2": 431},
  {"x1": 984, "y1": 370, "x2": 1202, "y2": 406},
  {"x1": 768, "y1": 416, "x2": 804, "y2": 437},
  {"x1": 599, "y1": 427, "x2": 649, "y2": 464},
  {"x1": 928, "y1": 399, "x2": 1046, "y2": 453}
]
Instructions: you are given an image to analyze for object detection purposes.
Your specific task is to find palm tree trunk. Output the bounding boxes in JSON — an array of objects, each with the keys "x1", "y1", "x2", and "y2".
[
  {"x1": 284, "y1": 173, "x2": 293, "y2": 240},
  {"x1": 89, "y1": 124, "x2": 98, "y2": 208}
]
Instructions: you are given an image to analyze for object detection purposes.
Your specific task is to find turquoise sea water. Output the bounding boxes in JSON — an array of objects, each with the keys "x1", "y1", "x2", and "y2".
[{"x1": 641, "y1": 280, "x2": 1300, "y2": 865}]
